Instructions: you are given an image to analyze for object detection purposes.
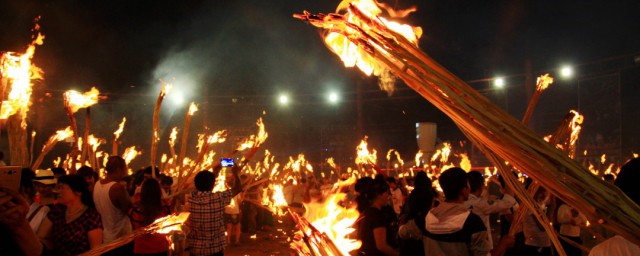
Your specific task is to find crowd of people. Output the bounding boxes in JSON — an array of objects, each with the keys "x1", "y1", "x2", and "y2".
[
  {"x1": 1, "y1": 153, "x2": 639, "y2": 256},
  {"x1": 0, "y1": 155, "x2": 268, "y2": 256},
  {"x1": 350, "y1": 159, "x2": 640, "y2": 256}
]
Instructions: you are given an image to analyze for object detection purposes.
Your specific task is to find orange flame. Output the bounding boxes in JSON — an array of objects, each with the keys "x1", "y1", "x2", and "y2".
[
  {"x1": 302, "y1": 178, "x2": 361, "y2": 254},
  {"x1": 151, "y1": 212, "x2": 190, "y2": 234},
  {"x1": 53, "y1": 126, "x2": 74, "y2": 142},
  {"x1": 123, "y1": 146, "x2": 142, "y2": 165},
  {"x1": 113, "y1": 117, "x2": 126, "y2": 140},
  {"x1": 188, "y1": 102, "x2": 198, "y2": 116},
  {"x1": 63, "y1": 87, "x2": 100, "y2": 113},
  {"x1": 459, "y1": 153, "x2": 471, "y2": 172},
  {"x1": 355, "y1": 136, "x2": 377, "y2": 166},
  {"x1": 536, "y1": 74, "x2": 554, "y2": 92},
  {"x1": 0, "y1": 25, "x2": 44, "y2": 125},
  {"x1": 169, "y1": 127, "x2": 178, "y2": 147},
  {"x1": 322, "y1": 0, "x2": 422, "y2": 77},
  {"x1": 414, "y1": 150, "x2": 423, "y2": 167}
]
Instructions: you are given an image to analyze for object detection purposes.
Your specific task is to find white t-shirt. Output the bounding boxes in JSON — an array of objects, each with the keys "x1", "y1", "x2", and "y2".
[{"x1": 27, "y1": 202, "x2": 50, "y2": 233}]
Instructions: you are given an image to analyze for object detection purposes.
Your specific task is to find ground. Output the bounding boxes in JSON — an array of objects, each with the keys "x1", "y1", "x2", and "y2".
[{"x1": 224, "y1": 216, "x2": 296, "y2": 256}]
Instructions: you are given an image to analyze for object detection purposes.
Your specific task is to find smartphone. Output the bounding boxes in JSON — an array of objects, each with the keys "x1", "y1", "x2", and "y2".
[
  {"x1": 0, "y1": 166, "x2": 22, "y2": 192},
  {"x1": 221, "y1": 158, "x2": 235, "y2": 167}
]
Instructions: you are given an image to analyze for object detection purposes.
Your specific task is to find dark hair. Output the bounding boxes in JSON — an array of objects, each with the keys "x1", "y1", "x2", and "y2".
[
  {"x1": 439, "y1": 167, "x2": 468, "y2": 201},
  {"x1": 603, "y1": 174, "x2": 615, "y2": 182},
  {"x1": 77, "y1": 166, "x2": 96, "y2": 178},
  {"x1": 20, "y1": 168, "x2": 36, "y2": 199},
  {"x1": 51, "y1": 167, "x2": 66, "y2": 176},
  {"x1": 355, "y1": 177, "x2": 389, "y2": 213},
  {"x1": 194, "y1": 170, "x2": 215, "y2": 191},
  {"x1": 615, "y1": 158, "x2": 640, "y2": 205},
  {"x1": 139, "y1": 178, "x2": 164, "y2": 225},
  {"x1": 106, "y1": 156, "x2": 126, "y2": 174},
  {"x1": 143, "y1": 166, "x2": 160, "y2": 177},
  {"x1": 160, "y1": 175, "x2": 173, "y2": 186},
  {"x1": 414, "y1": 171, "x2": 431, "y2": 190},
  {"x1": 58, "y1": 175, "x2": 93, "y2": 207},
  {"x1": 385, "y1": 177, "x2": 396, "y2": 184},
  {"x1": 467, "y1": 171, "x2": 485, "y2": 193}
]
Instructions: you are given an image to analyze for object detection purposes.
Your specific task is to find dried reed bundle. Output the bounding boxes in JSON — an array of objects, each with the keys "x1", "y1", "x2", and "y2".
[
  {"x1": 151, "y1": 84, "x2": 172, "y2": 178},
  {"x1": 32, "y1": 127, "x2": 73, "y2": 171},
  {"x1": 295, "y1": 3, "x2": 640, "y2": 248},
  {"x1": 79, "y1": 212, "x2": 189, "y2": 256}
]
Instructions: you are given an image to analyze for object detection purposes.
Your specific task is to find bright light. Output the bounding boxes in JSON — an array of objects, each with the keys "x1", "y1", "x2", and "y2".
[
  {"x1": 171, "y1": 92, "x2": 184, "y2": 106},
  {"x1": 278, "y1": 94, "x2": 289, "y2": 105},
  {"x1": 494, "y1": 77, "x2": 505, "y2": 88},
  {"x1": 561, "y1": 66, "x2": 574, "y2": 78},
  {"x1": 327, "y1": 91, "x2": 339, "y2": 104}
]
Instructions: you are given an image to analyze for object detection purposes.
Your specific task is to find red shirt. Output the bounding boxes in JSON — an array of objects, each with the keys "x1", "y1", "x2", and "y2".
[
  {"x1": 48, "y1": 205, "x2": 102, "y2": 256},
  {"x1": 129, "y1": 207, "x2": 171, "y2": 254}
]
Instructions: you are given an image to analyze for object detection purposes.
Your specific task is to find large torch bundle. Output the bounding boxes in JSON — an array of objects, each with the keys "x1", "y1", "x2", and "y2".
[{"x1": 295, "y1": 0, "x2": 640, "y2": 251}]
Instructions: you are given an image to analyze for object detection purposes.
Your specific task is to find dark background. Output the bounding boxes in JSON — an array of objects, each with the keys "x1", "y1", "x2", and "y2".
[{"x1": 1, "y1": 0, "x2": 639, "y2": 170}]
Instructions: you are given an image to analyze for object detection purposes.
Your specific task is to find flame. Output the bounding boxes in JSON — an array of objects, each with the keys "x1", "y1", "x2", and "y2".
[
  {"x1": 236, "y1": 118, "x2": 269, "y2": 151},
  {"x1": 63, "y1": 87, "x2": 100, "y2": 113},
  {"x1": 394, "y1": 151, "x2": 404, "y2": 167},
  {"x1": 169, "y1": 127, "x2": 178, "y2": 147},
  {"x1": 161, "y1": 154, "x2": 167, "y2": 164},
  {"x1": 355, "y1": 136, "x2": 377, "y2": 166},
  {"x1": 459, "y1": 153, "x2": 471, "y2": 172},
  {"x1": 536, "y1": 74, "x2": 554, "y2": 92},
  {"x1": 327, "y1": 157, "x2": 337, "y2": 170},
  {"x1": 53, "y1": 157, "x2": 61, "y2": 167},
  {"x1": 440, "y1": 142, "x2": 452, "y2": 163},
  {"x1": 53, "y1": 126, "x2": 74, "y2": 142},
  {"x1": 188, "y1": 102, "x2": 198, "y2": 116},
  {"x1": 271, "y1": 185, "x2": 289, "y2": 215},
  {"x1": 87, "y1": 134, "x2": 104, "y2": 152},
  {"x1": 0, "y1": 25, "x2": 44, "y2": 125},
  {"x1": 322, "y1": 0, "x2": 422, "y2": 77},
  {"x1": 601, "y1": 154, "x2": 606, "y2": 164},
  {"x1": 301, "y1": 178, "x2": 361, "y2": 254},
  {"x1": 386, "y1": 149, "x2": 395, "y2": 161},
  {"x1": 212, "y1": 168, "x2": 227, "y2": 192},
  {"x1": 113, "y1": 117, "x2": 126, "y2": 140},
  {"x1": 123, "y1": 146, "x2": 142, "y2": 165},
  {"x1": 414, "y1": 150, "x2": 423, "y2": 167},
  {"x1": 151, "y1": 212, "x2": 190, "y2": 234}
]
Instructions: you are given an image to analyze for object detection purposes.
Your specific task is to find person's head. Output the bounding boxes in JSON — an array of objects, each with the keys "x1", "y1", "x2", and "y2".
[
  {"x1": 534, "y1": 186, "x2": 548, "y2": 203},
  {"x1": 467, "y1": 171, "x2": 485, "y2": 194},
  {"x1": 19, "y1": 168, "x2": 36, "y2": 200},
  {"x1": 414, "y1": 171, "x2": 431, "y2": 191},
  {"x1": 160, "y1": 175, "x2": 173, "y2": 193},
  {"x1": 439, "y1": 167, "x2": 470, "y2": 202},
  {"x1": 143, "y1": 166, "x2": 160, "y2": 180},
  {"x1": 364, "y1": 178, "x2": 390, "y2": 208},
  {"x1": 139, "y1": 178, "x2": 164, "y2": 224},
  {"x1": 386, "y1": 177, "x2": 397, "y2": 189},
  {"x1": 615, "y1": 158, "x2": 640, "y2": 205},
  {"x1": 77, "y1": 166, "x2": 97, "y2": 188},
  {"x1": 120, "y1": 175, "x2": 134, "y2": 195},
  {"x1": 106, "y1": 156, "x2": 127, "y2": 180},
  {"x1": 51, "y1": 167, "x2": 67, "y2": 180},
  {"x1": 34, "y1": 169, "x2": 57, "y2": 196},
  {"x1": 57, "y1": 175, "x2": 93, "y2": 207},
  {"x1": 194, "y1": 170, "x2": 215, "y2": 192},
  {"x1": 603, "y1": 174, "x2": 615, "y2": 184}
]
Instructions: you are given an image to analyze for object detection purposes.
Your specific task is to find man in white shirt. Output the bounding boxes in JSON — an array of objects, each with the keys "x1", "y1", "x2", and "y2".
[{"x1": 464, "y1": 171, "x2": 516, "y2": 250}]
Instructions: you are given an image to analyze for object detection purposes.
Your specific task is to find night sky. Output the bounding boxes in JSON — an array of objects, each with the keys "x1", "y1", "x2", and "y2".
[{"x1": 1, "y1": 0, "x2": 639, "y2": 167}]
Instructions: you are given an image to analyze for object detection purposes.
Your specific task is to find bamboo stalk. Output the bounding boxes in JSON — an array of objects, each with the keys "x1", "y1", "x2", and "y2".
[
  {"x1": 151, "y1": 84, "x2": 171, "y2": 178},
  {"x1": 522, "y1": 74, "x2": 553, "y2": 125},
  {"x1": 81, "y1": 107, "x2": 91, "y2": 164},
  {"x1": 29, "y1": 131, "x2": 35, "y2": 166}
]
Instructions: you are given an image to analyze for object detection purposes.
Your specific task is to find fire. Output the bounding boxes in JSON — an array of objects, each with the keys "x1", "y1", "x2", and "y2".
[
  {"x1": 123, "y1": 146, "x2": 142, "y2": 165},
  {"x1": 113, "y1": 117, "x2": 126, "y2": 140},
  {"x1": 386, "y1": 149, "x2": 395, "y2": 161},
  {"x1": 236, "y1": 118, "x2": 269, "y2": 151},
  {"x1": 63, "y1": 87, "x2": 100, "y2": 113},
  {"x1": 169, "y1": 127, "x2": 178, "y2": 147},
  {"x1": 459, "y1": 153, "x2": 472, "y2": 172},
  {"x1": 355, "y1": 136, "x2": 377, "y2": 167},
  {"x1": 301, "y1": 178, "x2": 361, "y2": 254},
  {"x1": 414, "y1": 150, "x2": 423, "y2": 167},
  {"x1": 394, "y1": 151, "x2": 404, "y2": 166},
  {"x1": 568, "y1": 110, "x2": 583, "y2": 157},
  {"x1": 271, "y1": 185, "x2": 288, "y2": 215},
  {"x1": 0, "y1": 24, "x2": 44, "y2": 125},
  {"x1": 87, "y1": 134, "x2": 104, "y2": 152},
  {"x1": 212, "y1": 168, "x2": 227, "y2": 192},
  {"x1": 327, "y1": 157, "x2": 337, "y2": 170},
  {"x1": 151, "y1": 212, "x2": 190, "y2": 234},
  {"x1": 600, "y1": 154, "x2": 606, "y2": 164},
  {"x1": 188, "y1": 102, "x2": 198, "y2": 116},
  {"x1": 536, "y1": 74, "x2": 554, "y2": 92},
  {"x1": 53, "y1": 126, "x2": 74, "y2": 142},
  {"x1": 321, "y1": 0, "x2": 422, "y2": 77}
]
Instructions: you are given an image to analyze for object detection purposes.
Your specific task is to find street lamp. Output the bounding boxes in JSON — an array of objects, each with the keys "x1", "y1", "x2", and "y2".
[
  {"x1": 278, "y1": 94, "x2": 289, "y2": 105},
  {"x1": 327, "y1": 91, "x2": 339, "y2": 104},
  {"x1": 561, "y1": 65, "x2": 574, "y2": 78},
  {"x1": 494, "y1": 77, "x2": 505, "y2": 88}
]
